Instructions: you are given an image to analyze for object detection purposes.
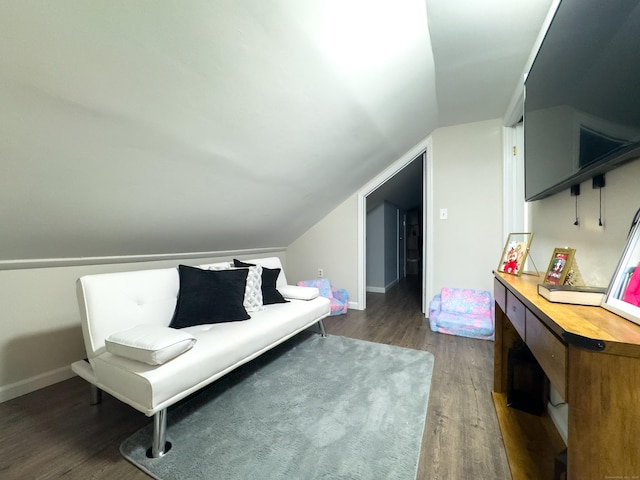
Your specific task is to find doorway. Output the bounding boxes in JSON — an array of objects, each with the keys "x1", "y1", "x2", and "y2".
[{"x1": 358, "y1": 142, "x2": 432, "y2": 313}]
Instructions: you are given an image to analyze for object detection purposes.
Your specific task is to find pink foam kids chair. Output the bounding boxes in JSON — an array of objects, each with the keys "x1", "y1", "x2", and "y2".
[{"x1": 428, "y1": 287, "x2": 494, "y2": 340}]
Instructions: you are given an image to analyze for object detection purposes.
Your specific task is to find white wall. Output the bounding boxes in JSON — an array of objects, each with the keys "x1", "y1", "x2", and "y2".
[
  {"x1": 364, "y1": 201, "x2": 400, "y2": 293},
  {"x1": 366, "y1": 204, "x2": 385, "y2": 290},
  {"x1": 384, "y1": 202, "x2": 399, "y2": 289},
  {"x1": 431, "y1": 119, "x2": 504, "y2": 294},
  {"x1": 0, "y1": 249, "x2": 286, "y2": 402},
  {"x1": 285, "y1": 194, "x2": 359, "y2": 302},
  {"x1": 528, "y1": 158, "x2": 640, "y2": 287},
  {"x1": 289, "y1": 119, "x2": 505, "y2": 310}
]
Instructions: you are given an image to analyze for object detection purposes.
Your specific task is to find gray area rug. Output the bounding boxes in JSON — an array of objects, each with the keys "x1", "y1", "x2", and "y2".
[{"x1": 121, "y1": 333, "x2": 434, "y2": 480}]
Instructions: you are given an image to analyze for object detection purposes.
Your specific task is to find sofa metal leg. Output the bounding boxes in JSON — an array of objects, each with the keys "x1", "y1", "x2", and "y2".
[
  {"x1": 148, "y1": 409, "x2": 172, "y2": 458},
  {"x1": 90, "y1": 385, "x2": 102, "y2": 405},
  {"x1": 318, "y1": 319, "x2": 327, "y2": 337}
]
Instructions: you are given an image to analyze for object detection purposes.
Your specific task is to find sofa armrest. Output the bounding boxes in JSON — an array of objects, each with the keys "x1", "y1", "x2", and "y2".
[
  {"x1": 331, "y1": 288, "x2": 349, "y2": 304},
  {"x1": 428, "y1": 294, "x2": 441, "y2": 317}
]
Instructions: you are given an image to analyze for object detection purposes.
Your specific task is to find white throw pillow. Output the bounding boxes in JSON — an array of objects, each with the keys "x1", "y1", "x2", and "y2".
[
  {"x1": 198, "y1": 261, "x2": 233, "y2": 270},
  {"x1": 105, "y1": 325, "x2": 196, "y2": 365},
  {"x1": 241, "y1": 264, "x2": 264, "y2": 311},
  {"x1": 278, "y1": 285, "x2": 319, "y2": 301}
]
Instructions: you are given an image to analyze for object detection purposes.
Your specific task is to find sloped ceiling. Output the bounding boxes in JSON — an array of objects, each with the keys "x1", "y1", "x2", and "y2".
[
  {"x1": 0, "y1": 0, "x2": 551, "y2": 262},
  {"x1": 427, "y1": 0, "x2": 553, "y2": 126}
]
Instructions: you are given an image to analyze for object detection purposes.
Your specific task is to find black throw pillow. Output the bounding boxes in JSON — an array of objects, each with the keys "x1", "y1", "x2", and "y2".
[
  {"x1": 233, "y1": 259, "x2": 254, "y2": 268},
  {"x1": 170, "y1": 265, "x2": 250, "y2": 329},
  {"x1": 233, "y1": 259, "x2": 288, "y2": 305}
]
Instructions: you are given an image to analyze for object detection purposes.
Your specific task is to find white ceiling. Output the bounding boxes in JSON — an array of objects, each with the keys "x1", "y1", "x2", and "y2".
[
  {"x1": 0, "y1": 0, "x2": 552, "y2": 261},
  {"x1": 427, "y1": 0, "x2": 553, "y2": 126}
]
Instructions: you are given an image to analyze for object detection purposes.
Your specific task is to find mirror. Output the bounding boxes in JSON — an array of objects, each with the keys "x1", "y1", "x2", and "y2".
[{"x1": 602, "y1": 208, "x2": 640, "y2": 326}]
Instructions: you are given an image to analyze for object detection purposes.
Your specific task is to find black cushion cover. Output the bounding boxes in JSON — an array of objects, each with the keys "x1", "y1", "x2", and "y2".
[
  {"x1": 233, "y1": 259, "x2": 253, "y2": 269},
  {"x1": 233, "y1": 259, "x2": 288, "y2": 305},
  {"x1": 170, "y1": 265, "x2": 250, "y2": 329}
]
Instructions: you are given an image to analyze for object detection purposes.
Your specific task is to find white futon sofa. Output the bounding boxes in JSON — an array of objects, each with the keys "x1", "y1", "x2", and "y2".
[{"x1": 71, "y1": 257, "x2": 330, "y2": 457}]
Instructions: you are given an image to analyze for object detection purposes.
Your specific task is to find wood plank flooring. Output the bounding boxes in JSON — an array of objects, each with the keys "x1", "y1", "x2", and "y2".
[{"x1": 0, "y1": 277, "x2": 511, "y2": 479}]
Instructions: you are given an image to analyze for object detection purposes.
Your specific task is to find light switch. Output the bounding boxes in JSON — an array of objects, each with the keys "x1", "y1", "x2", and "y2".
[{"x1": 439, "y1": 208, "x2": 448, "y2": 220}]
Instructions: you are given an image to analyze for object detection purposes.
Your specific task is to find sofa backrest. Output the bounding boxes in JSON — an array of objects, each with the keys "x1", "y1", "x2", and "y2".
[
  {"x1": 246, "y1": 257, "x2": 288, "y2": 287},
  {"x1": 77, "y1": 267, "x2": 179, "y2": 358},
  {"x1": 197, "y1": 257, "x2": 288, "y2": 288},
  {"x1": 440, "y1": 287, "x2": 492, "y2": 315}
]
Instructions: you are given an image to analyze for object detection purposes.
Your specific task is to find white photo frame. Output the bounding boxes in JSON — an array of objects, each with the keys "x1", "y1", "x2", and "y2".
[{"x1": 602, "y1": 208, "x2": 640, "y2": 326}]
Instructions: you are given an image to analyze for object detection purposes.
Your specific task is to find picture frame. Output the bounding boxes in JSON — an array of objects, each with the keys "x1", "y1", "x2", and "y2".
[
  {"x1": 602, "y1": 208, "x2": 640, "y2": 326},
  {"x1": 497, "y1": 233, "x2": 534, "y2": 276},
  {"x1": 543, "y1": 247, "x2": 576, "y2": 285}
]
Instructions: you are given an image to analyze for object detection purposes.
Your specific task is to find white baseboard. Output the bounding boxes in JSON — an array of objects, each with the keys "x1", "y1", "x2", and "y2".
[
  {"x1": 0, "y1": 366, "x2": 75, "y2": 403},
  {"x1": 366, "y1": 286, "x2": 386, "y2": 293},
  {"x1": 385, "y1": 278, "x2": 399, "y2": 291},
  {"x1": 366, "y1": 278, "x2": 399, "y2": 295},
  {"x1": 348, "y1": 300, "x2": 363, "y2": 311}
]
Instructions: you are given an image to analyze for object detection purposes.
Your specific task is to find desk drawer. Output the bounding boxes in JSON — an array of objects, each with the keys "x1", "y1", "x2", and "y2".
[
  {"x1": 506, "y1": 291, "x2": 526, "y2": 339},
  {"x1": 526, "y1": 311, "x2": 567, "y2": 398},
  {"x1": 494, "y1": 277, "x2": 506, "y2": 311}
]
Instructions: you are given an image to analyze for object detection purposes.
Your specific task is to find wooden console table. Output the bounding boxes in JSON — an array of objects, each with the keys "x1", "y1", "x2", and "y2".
[{"x1": 493, "y1": 271, "x2": 640, "y2": 480}]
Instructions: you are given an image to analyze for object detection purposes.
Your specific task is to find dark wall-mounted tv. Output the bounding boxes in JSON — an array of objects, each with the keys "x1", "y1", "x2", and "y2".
[{"x1": 524, "y1": 0, "x2": 640, "y2": 201}]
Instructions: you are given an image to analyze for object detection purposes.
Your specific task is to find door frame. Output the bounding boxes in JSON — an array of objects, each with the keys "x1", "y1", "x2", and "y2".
[{"x1": 356, "y1": 137, "x2": 433, "y2": 312}]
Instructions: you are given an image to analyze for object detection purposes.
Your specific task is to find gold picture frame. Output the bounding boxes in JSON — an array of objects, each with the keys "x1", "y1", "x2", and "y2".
[
  {"x1": 497, "y1": 233, "x2": 534, "y2": 276},
  {"x1": 543, "y1": 247, "x2": 576, "y2": 285}
]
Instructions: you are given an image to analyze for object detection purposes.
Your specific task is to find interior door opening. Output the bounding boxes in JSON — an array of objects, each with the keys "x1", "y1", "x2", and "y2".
[{"x1": 362, "y1": 152, "x2": 425, "y2": 310}]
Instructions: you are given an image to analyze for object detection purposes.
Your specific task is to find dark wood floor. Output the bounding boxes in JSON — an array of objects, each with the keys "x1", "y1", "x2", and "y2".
[{"x1": 0, "y1": 277, "x2": 511, "y2": 479}]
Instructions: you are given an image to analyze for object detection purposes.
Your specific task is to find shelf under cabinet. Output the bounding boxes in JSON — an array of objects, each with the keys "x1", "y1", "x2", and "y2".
[{"x1": 492, "y1": 391, "x2": 566, "y2": 480}]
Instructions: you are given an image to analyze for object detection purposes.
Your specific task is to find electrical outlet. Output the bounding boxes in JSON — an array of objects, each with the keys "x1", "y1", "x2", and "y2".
[{"x1": 318, "y1": 268, "x2": 324, "y2": 278}]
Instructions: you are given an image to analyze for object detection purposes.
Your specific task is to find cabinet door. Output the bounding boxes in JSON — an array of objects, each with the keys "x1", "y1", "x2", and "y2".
[
  {"x1": 526, "y1": 310, "x2": 567, "y2": 399},
  {"x1": 506, "y1": 291, "x2": 526, "y2": 340},
  {"x1": 568, "y1": 348, "x2": 640, "y2": 478},
  {"x1": 494, "y1": 277, "x2": 506, "y2": 311}
]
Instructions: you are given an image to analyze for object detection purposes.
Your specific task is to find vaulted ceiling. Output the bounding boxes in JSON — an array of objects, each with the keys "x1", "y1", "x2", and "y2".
[{"x1": 0, "y1": 0, "x2": 552, "y2": 261}]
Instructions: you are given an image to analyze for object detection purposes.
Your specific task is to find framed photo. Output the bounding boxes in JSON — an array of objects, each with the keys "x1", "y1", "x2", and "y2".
[
  {"x1": 602, "y1": 208, "x2": 640, "y2": 326},
  {"x1": 543, "y1": 247, "x2": 576, "y2": 285},
  {"x1": 497, "y1": 233, "x2": 534, "y2": 276}
]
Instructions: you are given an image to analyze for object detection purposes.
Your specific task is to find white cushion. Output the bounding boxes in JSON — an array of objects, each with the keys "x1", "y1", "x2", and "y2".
[
  {"x1": 278, "y1": 285, "x2": 319, "y2": 301},
  {"x1": 197, "y1": 261, "x2": 232, "y2": 270},
  {"x1": 105, "y1": 325, "x2": 196, "y2": 365}
]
